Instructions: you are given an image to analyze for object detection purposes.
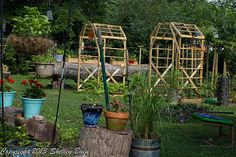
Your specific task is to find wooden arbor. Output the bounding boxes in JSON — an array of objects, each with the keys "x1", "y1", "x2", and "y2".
[
  {"x1": 149, "y1": 22, "x2": 205, "y2": 92},
  {"x1": 77, "y1": 23, "x2": 127, "y2": 91}
]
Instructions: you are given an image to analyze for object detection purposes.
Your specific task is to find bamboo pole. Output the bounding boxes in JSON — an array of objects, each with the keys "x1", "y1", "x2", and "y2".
[
  {"x1": 199, "y1": 40, "x2": 205, "y2": 86},
  {"x1": 156, "y1": 44, "x2": 159, "y2": 68},
  {"x1": 212, "y1": 49, "x2": 216, "y2": 84},
  {"x1": 123, "y1": 40, "x2": 127, "y2": 84},
  {"x1": 206, "y1": 45, "x2": 209, "y2": 80},
  {"x1": 149, "y1": 39, "x2": 154, "y2": 86},
  {"x1": 223, "y1": 59, "x2": 227, "y2": 77},
  {"x1": 77, "y1": 36, "x2": 83, "y2": 91},
  {"x1": 138, "y1": 46, "x2": 142, "y2": 75},
  {"x1": 215, "y1": 52, "x2": 218, "y2": 85},
  {"x1": 191, "y1": 46, "x2": 194, "y2": 74}
]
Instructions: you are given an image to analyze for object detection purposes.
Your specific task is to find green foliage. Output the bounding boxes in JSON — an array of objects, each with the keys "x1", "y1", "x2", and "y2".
[
  {"x1": 166, "y1": 70, "x2": 182, "y2": 91},
  {"x1": 82, "y1": 78, "x2": 125, "y2": 95},
  {"x1": 0, "y1": 126, "x2": 31, "y2": 148},
  {"x1": 13, "y1": 126, "x2": 32, "y2": 146},
  {"x1": 32, "y1": 52, "x2": 55, "y2": 63},
  {"x1": 161, "y1": 103, "x2": 213, "y2": 122},
  {"x1": 11, "y1": 6, "x2": 51, "y2": 37},
  {"x1": 128, "y1": 74, "x2": 167, "y2": 139},
  {"x1": 199, "y1": 80, "x2": 216, "y2": 98},
  {"x1": 3, "y1": 45, "x2": 33, "y2": 74}
]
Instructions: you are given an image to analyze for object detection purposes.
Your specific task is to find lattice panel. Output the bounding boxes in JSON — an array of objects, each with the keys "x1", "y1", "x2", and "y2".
[
  {"x1": 149, "y1": 22, "x2": 205, "y2": 93},
  {"x1": 77, "y1": 23, "x2": 127, "y2": 91}
]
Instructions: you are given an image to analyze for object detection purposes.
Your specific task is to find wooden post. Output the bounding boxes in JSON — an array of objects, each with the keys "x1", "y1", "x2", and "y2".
[
  {"x1": 148, "y1": 38, "x2": 154, "y2": 86},
  {"x1": 212, "y1": 49, "x2": 217, "y2": 84},
  {"x1": 78, "y1": 127, "x2": 132, "y2": 157},
  {"x1": 223, "y1": 59, "x2": 227, "y2": 77},
  {"x1": 138, "y1": 46, "x2": 142, "y2": 75},
  {"x1": 206, "y1": 46, "x2": 209, "y2": 80},
  {"x1": 77, "y1": 37, "x2": 83, "y2": 91}
]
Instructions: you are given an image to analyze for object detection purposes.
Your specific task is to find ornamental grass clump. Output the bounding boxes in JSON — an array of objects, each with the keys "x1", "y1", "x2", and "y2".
[
  {"x1": 21, "y1": 79, "x2": 46, "y2": 98},
  {"x1": 0, "y1": 77, "x2": 15, "y2": 92}
]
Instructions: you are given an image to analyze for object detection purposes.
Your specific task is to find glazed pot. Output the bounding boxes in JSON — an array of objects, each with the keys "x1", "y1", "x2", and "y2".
[{"x1": 80, "y1": 104, "x2": 103, "y2": 128}]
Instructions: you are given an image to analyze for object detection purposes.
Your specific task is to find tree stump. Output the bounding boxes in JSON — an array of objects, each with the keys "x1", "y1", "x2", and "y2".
[
  {"x1": 77, "y1": 127, "x2": 132, "y2": 157},
  {"x1": 216, "y1": 77, "x2": 229, "y2": 105}
]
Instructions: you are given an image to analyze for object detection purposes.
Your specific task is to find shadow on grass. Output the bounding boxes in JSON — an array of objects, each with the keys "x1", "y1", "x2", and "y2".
[{"x1": 159, "y1": 118, "x2": 236, "y2": 157}]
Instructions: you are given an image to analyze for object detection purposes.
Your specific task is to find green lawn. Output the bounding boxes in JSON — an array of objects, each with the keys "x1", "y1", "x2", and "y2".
[{"x1": 7, "y1": 75, "x2": 236, "y2": 157}]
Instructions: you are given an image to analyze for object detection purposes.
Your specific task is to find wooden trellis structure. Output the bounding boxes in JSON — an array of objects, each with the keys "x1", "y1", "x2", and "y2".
[
  {"x1": 77, "y1": 23, "x2": 127, "y2": 91},
  {"x1": 149, "y1": 22, "x2": 205, "y2": 92}
]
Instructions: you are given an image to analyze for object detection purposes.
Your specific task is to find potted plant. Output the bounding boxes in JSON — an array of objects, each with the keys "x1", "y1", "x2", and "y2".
[
  {"x1": 54, "y1": 48, "x2": 64, "y2": 62},
  {"x1": 80, "y1": 91, "x2": 103, "y2": 128},
  {"x1": 104, "y1": 99, "x2": 129, "y2": 131},
  {"x1": 80, "y1": 95, "x2": 103, "y2": 128},
  {"x1": 128, "y1": 74, "x2": 167, "y2": 157},
  {"x1": 20, "y1": 79, "x2": 46, "y2": 118},
  {"x1": 32, "y1": 52, "x2": 56, "y2": 77},
  {"x1": 5, "y1": 126, "x2": 35, "y2": 157},
  {"x1": 128, "y1": 55, "x2": 138, "y2": 65},
  {"x1": 8, "y1": 6, "x2": 54, "y2": 55},
  {"x1": 0, "y1": 77, "x2": 16, "y2": 107}
]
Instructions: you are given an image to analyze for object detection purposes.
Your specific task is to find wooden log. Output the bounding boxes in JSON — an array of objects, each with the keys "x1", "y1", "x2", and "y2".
[
  {"x1": 54, "y1": 62, "x2": 148, "y2": 82},
  {"x1": 77, "y1": 127, "x2": 132, "y2": 157},
  {"x1": 0, "y1": 107, "x2": 23, "y2": 127}
]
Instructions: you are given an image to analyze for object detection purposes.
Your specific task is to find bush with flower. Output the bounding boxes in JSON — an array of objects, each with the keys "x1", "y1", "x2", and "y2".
[
  {"x1": 21, "y1": 79, "x2": 46, "y2": 98},
  {"x1": 0, "y1": 77, "x2": 15, "y2": 92}
]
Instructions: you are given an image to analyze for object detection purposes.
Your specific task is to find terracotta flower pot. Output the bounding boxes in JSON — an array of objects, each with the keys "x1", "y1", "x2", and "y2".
[{"x1": 104, "y1": 111, "x2": 129, "y2": 131}]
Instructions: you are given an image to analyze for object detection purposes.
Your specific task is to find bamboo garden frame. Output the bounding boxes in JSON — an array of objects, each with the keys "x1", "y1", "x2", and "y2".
[
  {"x1": 77, "y1": 23, "x2": 127, "y2": 91},
  {"x1": 149, "y1": 22, "x2": 205, "y2": 93}
]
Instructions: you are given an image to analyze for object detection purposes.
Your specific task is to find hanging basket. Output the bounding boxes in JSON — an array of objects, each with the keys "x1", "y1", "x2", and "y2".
[{"x1": 8, "y1": 35, "x2": 55, "y2": 55}]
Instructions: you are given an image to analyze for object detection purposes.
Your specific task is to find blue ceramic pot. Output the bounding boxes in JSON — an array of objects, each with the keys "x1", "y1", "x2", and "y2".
[
  {"x1": 20, "y1": 96, "x2": 45, "y2": 118},
  {"x1": 0, "y1": 91, "x2": 16, "y2": 107},
  {"x1": 80, "y1": 104, "x2": 103, "y2": 128},
  {"x1": 6, "y1": 140, "x2": 35, "y2": 157}
]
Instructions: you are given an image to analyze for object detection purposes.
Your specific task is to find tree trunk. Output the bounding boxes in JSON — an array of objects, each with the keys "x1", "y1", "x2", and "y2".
[
  {"x1": 77, "y1": 127, "x2": 132, "y2": 157},
  {"x1": 216, "y1": 77, "x2": 229, "y2": 105}
]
